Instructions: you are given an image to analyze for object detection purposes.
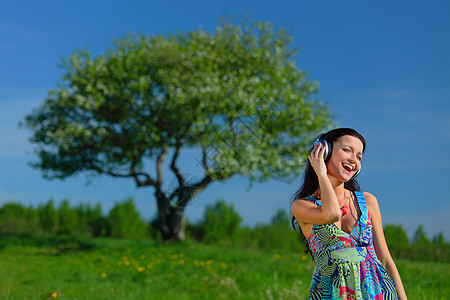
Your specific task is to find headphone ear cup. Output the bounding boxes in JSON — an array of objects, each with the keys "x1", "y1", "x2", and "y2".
[
  {"x1": 323, "y1": 140, "x2": 331, "y2": 161},
  {"x1": 313, "y1": 139, "x2": 331, "y2": 161}
]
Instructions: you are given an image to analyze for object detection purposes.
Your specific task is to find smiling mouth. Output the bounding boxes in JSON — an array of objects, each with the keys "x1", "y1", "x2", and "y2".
[{"x1": 342, "y1": 163, "x2": 354, "y2": 173}]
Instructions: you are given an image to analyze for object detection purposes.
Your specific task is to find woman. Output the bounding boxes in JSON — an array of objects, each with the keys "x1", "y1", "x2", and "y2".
[{"x1": 290, "y1": 128, "x2": 407, "y2": 299}]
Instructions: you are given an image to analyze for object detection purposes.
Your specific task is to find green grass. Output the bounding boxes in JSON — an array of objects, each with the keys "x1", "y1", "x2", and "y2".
[{"x1": 0, "y1": 235, "x2": 448, "y2": 299}]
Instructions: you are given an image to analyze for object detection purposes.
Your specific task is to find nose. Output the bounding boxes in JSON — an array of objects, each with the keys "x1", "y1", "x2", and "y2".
[{"x1": 348, "y1": 153, "x2": 357, "y2": 163}]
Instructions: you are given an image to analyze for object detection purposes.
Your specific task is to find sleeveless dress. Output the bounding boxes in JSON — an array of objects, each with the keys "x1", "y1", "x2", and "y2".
[{"x1": 304, "y1": 191, "x2": 398, "y2": 300}]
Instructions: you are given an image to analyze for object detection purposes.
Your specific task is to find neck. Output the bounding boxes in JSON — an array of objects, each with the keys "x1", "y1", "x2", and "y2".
[
  {"x1": 314, "y1": 174, "x2": 347, "y2": 202},
  {"x1": 327, "y1": 173, "x2": 346, "y2": 196}
]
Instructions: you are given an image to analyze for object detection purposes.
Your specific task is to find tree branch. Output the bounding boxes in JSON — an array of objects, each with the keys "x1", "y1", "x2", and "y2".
[
  {"x1": 90, "y1": 158, "x2": 158, "y2": 189},
  {"x1": 197, "y1": 140, "x2": 227, "y2": 181},
  {"x1": 156, "y1": 143, "x2": 168, "y2": 188},
  {"x1": 102, "y1": 169, "x2": 157, "y2": 187},
  {"x1": 176, "y1": 174, "x2": 213, "y2": 208},
  {"x1": 170, "y1": 138, "x2": 185, "y2": 187},
  {"x1": 200, "y1": 142, "x2": 210, "y2": 171}
]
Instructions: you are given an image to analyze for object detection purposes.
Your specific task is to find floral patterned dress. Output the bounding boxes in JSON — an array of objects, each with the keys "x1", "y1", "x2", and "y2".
[{"x1": 305, "y1": 191, "x2": 398, "y2": 300}]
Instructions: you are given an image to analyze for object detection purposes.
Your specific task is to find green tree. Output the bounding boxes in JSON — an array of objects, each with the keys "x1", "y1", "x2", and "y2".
[
  {"x1": 383, "y1": 224, "x2": 409, "y2": 258},
  {"x1": 74, "y1": 203, "x2": 90, "y2": 236},
  {"x1": 432, "y1": 232, "x2": 445, "y2": 245},
  {"x1": 38, "y1": 199, "x2": 58, "y2": 234},
  {"x1": 413, "y1": 224, "x2": 430, "y2": 245},
  {"x1": 22, "y1": 18, "x2": 332, "y2": 241},
  {"x1": 57, "y1": 199, "x2": 79, "y2": 235},
  {"x1": 201, "y1": 199, "x2": 242, "y2": 245},
  {"x1": 107, "y1": 198, "x2": 147, "y2": 239},
  {"x1": 238, "y1": 208, "x2": 301, "y2": 251},
  {"x1": 0, "y1": 203, "x2": 39, "y2": 234},
  {"x1": 270, "y1": 208, "x2": 290, "y2": 226},
  {"x1": 87, "y1": 203, "x2": 107, "y2": 237}
]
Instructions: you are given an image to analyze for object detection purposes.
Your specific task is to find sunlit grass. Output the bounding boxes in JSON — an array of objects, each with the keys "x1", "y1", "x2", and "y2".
[{"x1": 0, "y1": 236, "x2": 447, "y2": 299}]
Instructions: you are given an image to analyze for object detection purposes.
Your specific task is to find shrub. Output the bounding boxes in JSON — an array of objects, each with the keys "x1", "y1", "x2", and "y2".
[
  {"x1": 239, "y1": 223, "x2": 302, "y2": 252},
  {"x1": 200, "y1": 199, "x2": 242, "y2": 245},
  {"x1": 0, "y1": 203, "x2": 39, "y2": 234}
]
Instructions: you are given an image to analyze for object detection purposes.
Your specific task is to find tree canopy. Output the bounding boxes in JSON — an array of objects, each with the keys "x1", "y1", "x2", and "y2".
[{"x1": 23, "y1": 19, "x2": 332, "y2": 240}]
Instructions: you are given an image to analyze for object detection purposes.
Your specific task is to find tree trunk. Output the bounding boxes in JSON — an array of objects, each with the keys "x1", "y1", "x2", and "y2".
[
  {"x1": 168, "y1": 209, "x2": 185, "y2": 241},
  {"x1": 152, "y1": 192, "x2": 186, "y2": 241},
  {"x1": 154, "y1": 210, "x2": 185, "y2": 241},
  {"x1": 152, "y1": 176, "x2": 212, "y2": 241}
]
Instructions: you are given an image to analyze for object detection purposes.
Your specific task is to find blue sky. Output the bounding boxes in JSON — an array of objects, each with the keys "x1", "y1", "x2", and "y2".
[{"x1": 1, "y1": 0, "x2": 449, "y2": 239}]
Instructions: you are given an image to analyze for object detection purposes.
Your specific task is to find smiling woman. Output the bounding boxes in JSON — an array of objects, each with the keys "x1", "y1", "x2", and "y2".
[{"x1": 290, "y1": 128, "x2": 407, "y2": 300}]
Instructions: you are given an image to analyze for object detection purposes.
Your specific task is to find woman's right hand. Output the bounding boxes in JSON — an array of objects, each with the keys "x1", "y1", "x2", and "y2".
[{"x1": 309, "y1": 144, "x2": 328, "y2": 177}]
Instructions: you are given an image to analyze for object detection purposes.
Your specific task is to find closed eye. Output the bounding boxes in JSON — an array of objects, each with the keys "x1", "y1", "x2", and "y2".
[{"x1": 343, "y1": 147, "x2": 362, "y2": 160}]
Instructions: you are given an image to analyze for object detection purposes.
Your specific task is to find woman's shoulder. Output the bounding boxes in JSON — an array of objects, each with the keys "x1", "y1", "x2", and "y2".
[
  {"x1": 292, "y1": 193, "x2": 318, "y2": 201},
  {"x1": 291, "y1": 195, "x2": 319, "y2": 207},
  {"x1": 361, "y1": 191, "x2": 380, "y2": 210},
  {"x1": 361, "y1": 191, "x2": 377, "y2": 201}
]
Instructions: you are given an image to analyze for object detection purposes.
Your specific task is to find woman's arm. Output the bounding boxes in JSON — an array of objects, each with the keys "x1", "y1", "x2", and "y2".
[
  {"x1": 364, "y1": 192, "x2": 408, "y2": 300},
  {"x1": 291, "y1": 144, "x2": 341, "y2": 226}
]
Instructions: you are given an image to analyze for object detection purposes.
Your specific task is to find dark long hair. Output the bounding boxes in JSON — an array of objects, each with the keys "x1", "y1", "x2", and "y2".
[{"x1": 290, "y1": 128, "x2": 366, "y2": 253}]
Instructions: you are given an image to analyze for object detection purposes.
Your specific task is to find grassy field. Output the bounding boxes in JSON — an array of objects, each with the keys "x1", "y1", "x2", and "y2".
[{"x1": 0, "y1": 235, "x2": 448, "y2": 299}]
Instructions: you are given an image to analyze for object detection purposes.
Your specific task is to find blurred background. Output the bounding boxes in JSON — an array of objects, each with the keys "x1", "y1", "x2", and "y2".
[{"x1": 1, "y1": 0, "x2": 449, "y2": 242}]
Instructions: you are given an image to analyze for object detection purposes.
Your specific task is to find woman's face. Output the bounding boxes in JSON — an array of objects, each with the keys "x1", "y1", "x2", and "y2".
[{"x1": 326, "y1": 135, "x2": 364, "y2": 182}]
